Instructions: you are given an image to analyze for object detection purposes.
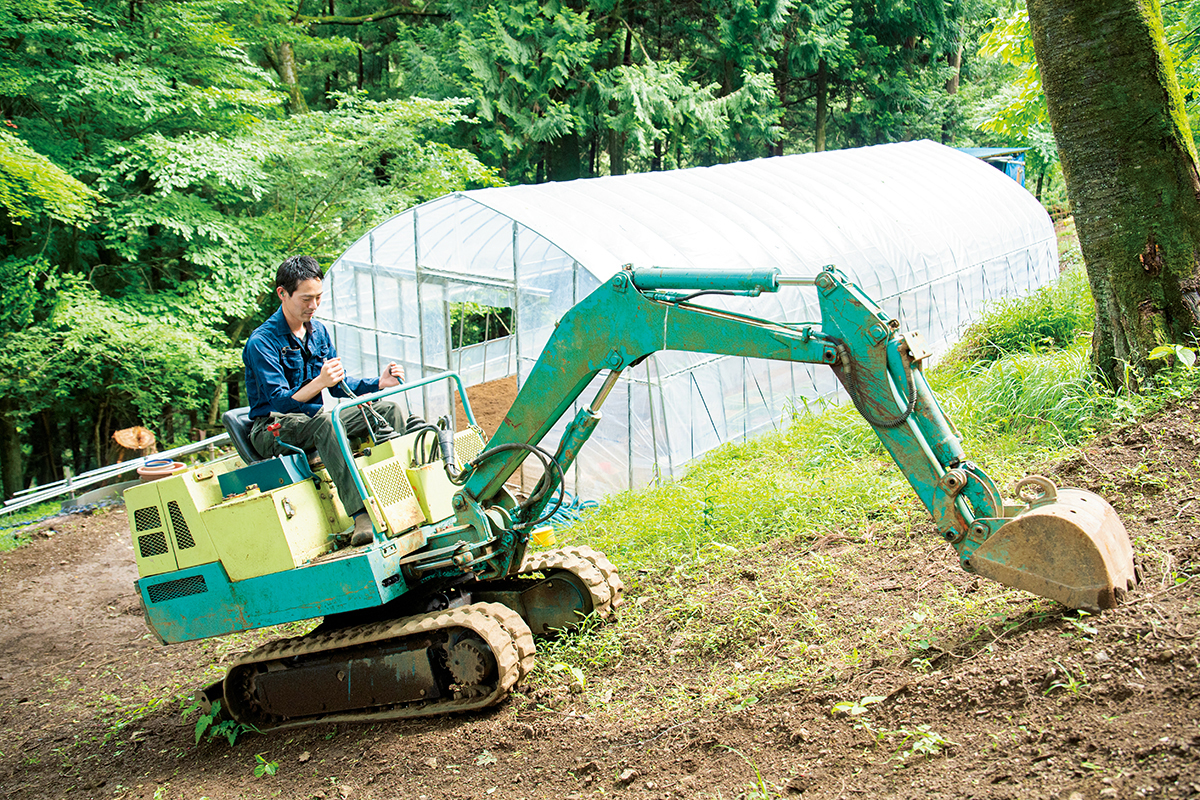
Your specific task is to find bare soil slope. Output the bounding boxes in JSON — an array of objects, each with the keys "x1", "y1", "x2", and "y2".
[{"x1": 2, "y1": 393, "x2": 1198, "y2": 800}]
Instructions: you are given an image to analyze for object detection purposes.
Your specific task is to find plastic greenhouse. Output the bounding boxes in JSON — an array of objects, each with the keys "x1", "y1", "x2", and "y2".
[{"x1": 320, "y1": 139, "x2": 1057, "y2": 499}]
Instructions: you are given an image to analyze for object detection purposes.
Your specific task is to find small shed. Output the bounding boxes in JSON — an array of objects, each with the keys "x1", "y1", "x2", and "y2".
[
  {"x1": 959, "y1": 146, "x2": 1030, "y2": 187},
  {"x1": 320, "y1": 140, "x2": 1057, "y2": 498}
]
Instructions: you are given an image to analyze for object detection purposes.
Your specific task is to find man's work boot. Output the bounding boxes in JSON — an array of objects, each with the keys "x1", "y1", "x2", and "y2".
[{"x1": 350, "y1": 513, "x2": 374, "y2": 547}]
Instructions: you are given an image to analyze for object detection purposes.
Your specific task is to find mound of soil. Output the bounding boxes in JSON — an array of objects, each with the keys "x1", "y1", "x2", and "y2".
[
  {"x1": 454, "y1": 374, "x2": 518, "y2": 438},
  {"x1": 2, "y1": 393, "x2": 1199, "y2": 800}
]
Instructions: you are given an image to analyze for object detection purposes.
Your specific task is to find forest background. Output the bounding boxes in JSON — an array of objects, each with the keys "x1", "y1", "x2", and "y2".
[{"x1": 3, "y1": 0, "x2": 1199, "y2": 500}]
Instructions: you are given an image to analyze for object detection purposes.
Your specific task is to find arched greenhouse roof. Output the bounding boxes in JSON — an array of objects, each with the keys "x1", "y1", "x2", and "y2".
[{"x1": 322, "y1": 139, "x2": 1056, "y2": 498}]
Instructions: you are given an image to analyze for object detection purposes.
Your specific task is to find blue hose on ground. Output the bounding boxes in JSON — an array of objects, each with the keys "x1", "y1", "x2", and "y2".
[{"x1": 545, "y1": 491, "x2": 599, "y2": 529}]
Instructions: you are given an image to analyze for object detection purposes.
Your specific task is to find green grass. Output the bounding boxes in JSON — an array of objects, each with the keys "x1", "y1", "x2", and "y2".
[
  {"x1": 943, "y1": 263, "x2": 1094, "y2": 365},
  {"x1": 0, "y1": 500, "x2": 62, "y2": 553}
]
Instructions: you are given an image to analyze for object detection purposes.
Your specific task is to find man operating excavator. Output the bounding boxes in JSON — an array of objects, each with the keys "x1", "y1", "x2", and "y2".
[{"x1": 243, "y1": 255, "x2": 404, "y2": 546}]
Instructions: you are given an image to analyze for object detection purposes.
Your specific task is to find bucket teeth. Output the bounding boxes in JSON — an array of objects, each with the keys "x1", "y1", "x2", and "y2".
[{"x1": 969, "y1": 486, "x2": 1136, "y2": 612}]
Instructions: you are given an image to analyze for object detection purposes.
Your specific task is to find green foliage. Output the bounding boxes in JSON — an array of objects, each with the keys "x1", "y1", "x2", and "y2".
[
  {"x1": 599, "y1": 61, "x2": 780, "y2": 168},
  {"x1": 252, "y1": 753, "x2": 279, "y2": 777},
  {"x1": 23, "y1": 282, "x2": 237, "y2": 421},
  {"x1": 0, "y1": 0, "x2": 500, "y2": 491},
  {"x1": 181, "y1": 699, "x2": 255, "y2": 746},
  {"x1": 1163, "y1": 1, "x2": 1200, "y2": 133},
  {"x1": 889, "y1": 724, "x2": 957, "y2": 760},
  {"x1": 975, "y1": 6, "x2": 1045, "y2": 141},
  {"x1": 945, "y1": 265, "x2": 1094, "y2": 364},
  {"x1": 449, "y1": 302, "x2": 512, "y2": 349},
  {"x1": 0, "y1": 501, "x2": 60, "y2": 553},
  {"x1": 1043, "y1": 659, "x2": 1086, "y2": 695},
  {"x1": 0, "y1": 256, "x2": 50, "y2": 332},
  {"x1": 831, "y1": 694, "x2": 886, "y2": 716},
  {"x1": 1149, "y1": 343, "x2": 1198, "y2": 369},
  {"x1": 950, "y1": 346, "x2": 1111, "y2": 446},
  {"x1": 0, "y1": 129, "x2": 100, "y2": 225}
]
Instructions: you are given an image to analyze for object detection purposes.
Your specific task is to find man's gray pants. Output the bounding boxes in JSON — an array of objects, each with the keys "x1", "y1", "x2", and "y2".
[{"x1": 250, "y1": 401, "x2": 401, "y2": 519}]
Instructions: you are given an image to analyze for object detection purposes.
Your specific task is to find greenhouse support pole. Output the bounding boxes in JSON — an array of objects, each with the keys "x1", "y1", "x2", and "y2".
[
  {"x1": 328, "y1": 266, "x2": 338, "y2": 353},
  {"x1": 627, "y1": 372, "x2": 634, "y2": 491},
  {"x1": 714, "y1": 359, "x2": 729, "y2": 442},
  {"x1": 444, "y1": 285, "x2": 455, "y2": 420},
  {"x1": 370, "y1": 233, "x2": 381, "y2": 376},
  {"x1": 645, "y1": 358, "x2": 660, "y2": 486},
  {"x1": 414, "y1": 209, "x2": 431, "y2": 418},
  {"x1": 512, "y1": 221, "x2": 521, "y2": 385},
  {"x1": 572, "y1": 260, "x2": 581, "y2": 497},
  {"x1": 654, "y1": 357, "x2": 674, "y2": 481},
  {"x1": 742, "y1": 358, "x2": 748, "y2": 441},
  {"x1": 512, "y1": 220, "x2": 523, "y2": 492}
]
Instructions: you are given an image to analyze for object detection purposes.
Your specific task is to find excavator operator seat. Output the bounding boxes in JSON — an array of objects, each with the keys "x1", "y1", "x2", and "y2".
[{"x1": 222, "y1": 406, "x2": 266, "y2": 464}]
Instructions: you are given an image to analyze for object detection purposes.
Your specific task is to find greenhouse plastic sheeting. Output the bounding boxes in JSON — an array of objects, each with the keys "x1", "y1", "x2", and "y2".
[{"x1": 321, "y1": 140, "x2": 1057, "y2": 499}]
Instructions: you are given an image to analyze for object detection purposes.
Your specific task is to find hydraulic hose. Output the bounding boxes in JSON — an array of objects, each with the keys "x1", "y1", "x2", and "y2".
[
  {"x1": 833, "y1": 341, "x2": 918, "y2": 430},
  {"x1": 454, "y1": 442, "x2": 566, "y2": 529}
]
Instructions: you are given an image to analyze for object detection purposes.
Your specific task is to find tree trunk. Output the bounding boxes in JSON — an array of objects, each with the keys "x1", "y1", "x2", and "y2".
[
  {"x1": 1028, "y1": 0, "x2": 1200, "y2": 385},
  {"x1": 545, "y1": 132, "x2": 582, "y2": 182},
  {"x1": 272, "y1": 42, "x2": 309, "y2": 115},
  {"x1": 207, "y1": 376, "x2": 224, "y2": 427},
  {"x1": 945, "y1": 41, "x2": 964, "y2": 94},
  {"x1": 226, "y1": 374, "x2": 240, "y2": 411},
  {"x1": 608, "y1": 127, "x2": 627, "y2": 176},
  {"x1": 0, "y1": 397, "x2": 22, "y2": 499},
  {"x1": 814, "y1": 59, "x2": 828, "y2": 153},
  {"x1": 607, "y1": 28, "x2": 632, "y2": 175},
  {"x1": 28, "y1": 411, "x2": 56, "y2": 486}
]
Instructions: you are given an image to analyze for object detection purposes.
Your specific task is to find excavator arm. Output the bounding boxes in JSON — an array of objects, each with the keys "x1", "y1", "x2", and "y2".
[{"x1": 453, "y1": 265, "x2": 1136, "y2": 612}]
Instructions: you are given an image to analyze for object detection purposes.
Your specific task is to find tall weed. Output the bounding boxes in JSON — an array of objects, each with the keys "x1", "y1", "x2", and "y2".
[
  {"x1": 944, "y1": 265, "x2": 1093, "y2": 364},
  {"x1": 939, "y1": 344, "x2": 1107, "y2": 446}
]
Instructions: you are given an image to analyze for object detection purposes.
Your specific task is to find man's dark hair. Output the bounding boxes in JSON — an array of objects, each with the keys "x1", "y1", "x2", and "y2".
[{"x1": 275, "y1": 255, "x2": 324, "y2": 295}]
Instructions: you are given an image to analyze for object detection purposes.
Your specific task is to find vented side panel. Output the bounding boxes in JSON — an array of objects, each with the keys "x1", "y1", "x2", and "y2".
[
  {"x1": 133, "y1": 506, "x2": 162, "y2": 532},
  {"x1": 454, "y1": 426, "x2": 487, "y2": 468},
  {"x1": 138, "y1": 532, "x2": 169, "y2": 558},
  {"x1": 146, "y1": 575, "x2": 208, "y2": 603},
  {"x1": 167, "y1": 500, "x2": 196, "y2": 549},
  {"x1": 369, "y1": 460, "x2": 415, "y2": 507},
  {"x1": 362, "y1": 458, "x2": 423, "y2": 535}
]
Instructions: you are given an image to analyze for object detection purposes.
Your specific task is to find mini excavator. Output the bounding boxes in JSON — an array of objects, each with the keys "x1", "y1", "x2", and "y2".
[{"x1": 123, "y1": 266, "x2": 1137, "y2": 731}]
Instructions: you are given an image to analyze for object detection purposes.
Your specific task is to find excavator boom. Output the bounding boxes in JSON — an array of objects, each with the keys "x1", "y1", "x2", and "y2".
[{"x1": 456, "y1": 265, "x2": 1136, "y2": 612}]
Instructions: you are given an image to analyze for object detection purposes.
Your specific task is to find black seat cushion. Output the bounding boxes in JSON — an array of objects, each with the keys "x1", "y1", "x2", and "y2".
[{"x1": 222, "y1": 406, "x2": 266, "y2": 464}]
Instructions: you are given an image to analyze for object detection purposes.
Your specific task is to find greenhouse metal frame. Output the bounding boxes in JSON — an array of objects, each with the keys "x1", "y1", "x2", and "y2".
[{"x1": 320, "y1": 140, "x2": 1057, "y2": 499}]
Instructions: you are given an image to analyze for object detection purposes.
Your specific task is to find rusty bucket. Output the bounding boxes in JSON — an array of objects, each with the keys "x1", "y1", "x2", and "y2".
[{"x1": 970, "y1": 476, "x2": 1137, "y2": 611}]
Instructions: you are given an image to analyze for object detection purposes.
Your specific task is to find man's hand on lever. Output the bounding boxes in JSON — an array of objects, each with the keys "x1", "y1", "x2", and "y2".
[{"x1": 380, "y1": 362, "x2": 404, "y2": 388}]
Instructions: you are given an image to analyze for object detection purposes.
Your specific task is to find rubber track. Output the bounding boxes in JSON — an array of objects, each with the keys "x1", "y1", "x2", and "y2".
[
  {"x1": 569, "y1": 545, "x2": 625, "y2": 615},
  {"x1": 224, "y1": 601, "x2": 533, "y2": 731},
  {"x1": 517, "y1": 546, "x2": 624, "y2": 620}
]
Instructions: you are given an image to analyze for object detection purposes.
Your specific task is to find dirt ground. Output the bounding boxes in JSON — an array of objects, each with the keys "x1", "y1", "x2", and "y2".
[
  {"x1": 2, "y1": 390, "x2": 1199, "y2": 800},
  {"x1": 455, "y1": 374, "x2": 519, "y2": 439}
]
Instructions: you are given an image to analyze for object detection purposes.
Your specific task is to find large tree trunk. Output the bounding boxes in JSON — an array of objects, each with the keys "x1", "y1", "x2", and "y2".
[
  {"x1": 814, "y1": 59, "x2": 828, "y2": 153},
  {"x1": 263, "y1": 42, "x2": 309, "y2": 115},
  {"x1": 545, "y1": 132, "x2": 582, "y2": 182},
  {"x1": 1028, "y1": 0, "x2": 1200, "y2": 385},
  {"x1": 944, "y1": 41, "x2": 964, "y2": 94},
  {"x1": 0, "y1": 397, "x2": 22, "y2": 499}
]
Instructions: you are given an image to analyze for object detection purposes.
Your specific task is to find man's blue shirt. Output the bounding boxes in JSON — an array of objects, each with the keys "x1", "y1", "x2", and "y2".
[{"x1": 243, "y1": 308, "x2": 379, "y2": 419}]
